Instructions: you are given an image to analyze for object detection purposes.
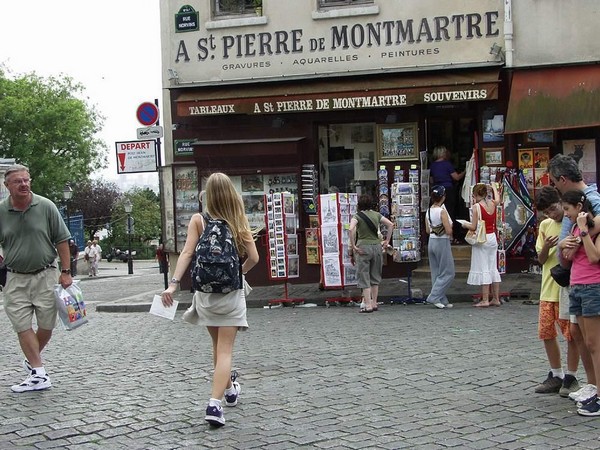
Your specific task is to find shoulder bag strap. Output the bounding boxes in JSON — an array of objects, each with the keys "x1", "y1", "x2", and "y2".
[{"x1": 357, "y1": 211, "x2": 378, "y2": 236}]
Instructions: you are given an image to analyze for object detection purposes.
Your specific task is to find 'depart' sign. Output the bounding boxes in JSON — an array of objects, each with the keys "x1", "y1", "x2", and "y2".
[{"x1": 115, "y1": 140, "x2": 157, "y2": 174}]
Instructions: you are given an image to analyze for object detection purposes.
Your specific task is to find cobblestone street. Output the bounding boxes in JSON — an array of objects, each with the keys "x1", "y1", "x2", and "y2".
[{"x1": 1, "y1": 280, "x2": 598, "y2": 449}]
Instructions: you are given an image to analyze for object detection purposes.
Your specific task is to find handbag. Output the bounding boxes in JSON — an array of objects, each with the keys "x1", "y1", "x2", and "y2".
[
  {"x1": 428, "y1": 208, "x2": 446, "y2": 236},
  {"x1": 465, "y1": 203, "x2": 487, "y2": 245},
  {"x1": 550, "y1": 264, "x2": 570, "y2": 287}
]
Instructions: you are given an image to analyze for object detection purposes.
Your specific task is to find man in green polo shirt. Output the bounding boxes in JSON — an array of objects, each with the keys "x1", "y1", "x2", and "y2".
[{"x1": 0, "y1": 164, "x2": 72, "y2": 393}]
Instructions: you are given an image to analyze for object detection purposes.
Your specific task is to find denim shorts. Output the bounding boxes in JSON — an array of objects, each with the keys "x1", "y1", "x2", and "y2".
[{"x1": 569, "y1": 283, "x2": 600, "y2": 317}]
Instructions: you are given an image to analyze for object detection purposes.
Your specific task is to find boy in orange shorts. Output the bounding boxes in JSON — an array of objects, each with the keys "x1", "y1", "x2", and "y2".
[{"x1": 533, "y1": 186, "x2": 580, "y2": 395}]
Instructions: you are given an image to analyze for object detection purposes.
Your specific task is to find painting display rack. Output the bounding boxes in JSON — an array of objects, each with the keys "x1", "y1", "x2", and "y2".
[{"x1": 267, "y1": 282, "x2": 305, "y2": 308}]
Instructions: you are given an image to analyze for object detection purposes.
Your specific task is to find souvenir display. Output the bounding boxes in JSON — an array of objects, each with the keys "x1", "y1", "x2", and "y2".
[
  {"x1": 519, "y1": 148, "x2": 550, "y2": 200},
  {"x1": 174, "y1": 166, "x2": 199, "y2": 252},
  {"x1": 390, "y1": 172, "x2": 420, "y2": 262},
  {"x1": 264, "y1": 192, "x2": 299, "y2": 279},
  {"x1": 378, "y1": 166, "x2": 390, "y2": 217},
  {"x1": 301, "y1": 164, "x2": 318, "y2": 214},
  {"x1": 242, "y1": 172, "x2": 297, "y2": 229},
  {"x1": 500, "y1": 176, "x2": 535, "y2": 252},
  {"x1": 318, "y1": 192, "x2": 358, "y2": 288}
]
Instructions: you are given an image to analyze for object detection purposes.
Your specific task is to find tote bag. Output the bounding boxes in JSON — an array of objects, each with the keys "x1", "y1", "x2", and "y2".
[{"x1": 465, "y1": 203, "x2": 487, "y2": 245}]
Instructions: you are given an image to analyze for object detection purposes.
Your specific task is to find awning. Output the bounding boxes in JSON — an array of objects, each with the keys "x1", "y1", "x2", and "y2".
[
  {"x1": 505, "y1": 65, "x2": 600, "y2": 134},
  {"x1": 175, "y1": 70, "x2": 499, "y2": 117}
]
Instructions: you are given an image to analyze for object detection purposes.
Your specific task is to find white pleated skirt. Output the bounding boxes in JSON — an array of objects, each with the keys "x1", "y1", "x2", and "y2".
[
  {"x1": 467, "y1": 233, "x2": 502, "y2": 286},
  {"x1": 182, "y1": 279, "x2": 251, "y2": 330}
]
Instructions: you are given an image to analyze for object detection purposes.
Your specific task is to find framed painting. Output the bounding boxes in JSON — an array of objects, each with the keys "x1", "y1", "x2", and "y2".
[
  {"x1": 377, "y1": 123, "x2": 418, "y2": 161},
  {"x1": 525, "y1": 131, "x2": 555, "y2": 144},
  {"x1": 483, "y1": 147, "x2": 504, "y2": 166},
  {"x1": 482, "y1": 114, "x2": 505, "y2": 143}
]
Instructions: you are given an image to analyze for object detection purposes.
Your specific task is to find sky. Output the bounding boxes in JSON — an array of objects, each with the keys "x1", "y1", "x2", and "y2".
[{"x1": 0, "y1": 0, "x2": 162, "y2": 191}]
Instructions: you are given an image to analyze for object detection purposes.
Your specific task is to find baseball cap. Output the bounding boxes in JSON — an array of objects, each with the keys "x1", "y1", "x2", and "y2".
[{"x1": 431, "y1": 185, "x2": 446, "y2": 197}]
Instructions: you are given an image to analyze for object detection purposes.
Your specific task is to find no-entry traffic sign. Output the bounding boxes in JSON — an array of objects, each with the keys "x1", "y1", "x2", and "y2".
[{"x1": 136, "y1": 102, "x2": 159, "y2": 126}]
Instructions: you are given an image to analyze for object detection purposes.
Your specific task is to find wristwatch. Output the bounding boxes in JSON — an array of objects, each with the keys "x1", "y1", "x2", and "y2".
[
  {"x1": 61, "y1": 268, "x2": 71, "y2": 274},
  {"x1": 581, "y1": 230, "x2": 589, "y2": 237},
  {"x1": 170, "y1": 277, "x2": 180, "y2": 284}
]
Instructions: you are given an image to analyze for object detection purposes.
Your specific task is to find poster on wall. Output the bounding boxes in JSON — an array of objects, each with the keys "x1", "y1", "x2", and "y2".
[{"x1": 563, "y1": 139, "x2": 596, "y2": 186}]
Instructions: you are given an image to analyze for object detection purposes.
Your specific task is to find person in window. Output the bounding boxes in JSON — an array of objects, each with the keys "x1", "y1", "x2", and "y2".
[{"x1": 430, "y1": 145, "x2": 465, "y2": 244}]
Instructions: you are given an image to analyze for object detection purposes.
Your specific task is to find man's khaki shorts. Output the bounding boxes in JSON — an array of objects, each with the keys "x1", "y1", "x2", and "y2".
[{"x1": 3, "y1": 268, "x2": 59, "y2": 332}]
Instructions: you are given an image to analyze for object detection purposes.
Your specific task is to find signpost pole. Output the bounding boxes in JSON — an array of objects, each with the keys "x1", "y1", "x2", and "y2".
[{"x1": 154, "y1": 98, "x2": 168, "y2": 289}]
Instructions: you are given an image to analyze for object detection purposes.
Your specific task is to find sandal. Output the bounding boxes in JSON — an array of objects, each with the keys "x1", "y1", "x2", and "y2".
[
  {"x1": 490, "y1": 300, "x2": 501, "y2": 307},
  {"x1": 473, "y1": 301, "x2": 490, "y2": 308},
  {"x1": 359, "y1": 308, "x2": 374, "y2": 313}
]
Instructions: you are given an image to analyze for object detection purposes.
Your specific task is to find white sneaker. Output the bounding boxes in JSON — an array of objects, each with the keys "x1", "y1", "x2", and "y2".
[
  {"x1": 224, "y1": 381, "x2": 241, "y2": 406},
  {"x1": 224, "y1": 370, "x2": 241, "y2": 406},
  {"x1": 569, "y1": 384, "x2": 596, "y2": 402},
  {"x1": 22, "y1": 359, "x2": 32, "y2": 373},
  {"x1": 445, "y1": 304, "x2": 454, "y2": 309},
  {"x1": 11, "y1": 370, "x2": 51, "y2": 393},
  {"x1": 433, "y1": 302, "x2": 445, "y2": 309}
]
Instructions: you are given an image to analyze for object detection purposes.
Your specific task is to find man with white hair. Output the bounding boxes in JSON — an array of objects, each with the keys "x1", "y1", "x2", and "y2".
[{"x1": 0, "y1": 164, "x2": 72, "y2": 392}]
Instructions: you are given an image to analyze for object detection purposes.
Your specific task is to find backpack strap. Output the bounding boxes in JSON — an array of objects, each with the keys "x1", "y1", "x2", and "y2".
[{"x1": 357, "y1": 211, "x2": 378, "y2": 237}]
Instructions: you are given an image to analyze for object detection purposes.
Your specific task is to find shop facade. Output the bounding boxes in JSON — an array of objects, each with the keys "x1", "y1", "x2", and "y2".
[{"x1": 158, "y1": 0, "x2": 599, "y2": 287}]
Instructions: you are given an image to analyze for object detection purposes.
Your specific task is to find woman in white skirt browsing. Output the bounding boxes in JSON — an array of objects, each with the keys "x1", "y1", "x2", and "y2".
[
  {"x1": 461, "y1": 182, "x2": 502, "y2": 307},
  {"x1": 161, "y1": 172, "x2": 259, "y2": 427}
]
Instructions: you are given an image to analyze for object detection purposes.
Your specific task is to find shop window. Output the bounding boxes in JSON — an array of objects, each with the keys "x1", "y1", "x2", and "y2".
[
  {"x1": 318, "y1": 0, "x2": 374, "y2": 8},
  {"x1": 319, "y1": 123, "x2": 378, "y2": 198},
  {"x1": 213, "y1": 0, "x2": 256, "y2": 17}
]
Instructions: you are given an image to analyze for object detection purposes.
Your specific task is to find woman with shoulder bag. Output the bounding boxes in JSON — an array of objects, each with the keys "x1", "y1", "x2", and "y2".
[
  {"x1": 461, "y1": 182, "x2": 502, "y2": 307},
  {"x1": 425, "y1": 185, "x2": 455, "y2": 309},
  {"x1": 348, "y1": 194, "x2": 394, "y2": 313}
]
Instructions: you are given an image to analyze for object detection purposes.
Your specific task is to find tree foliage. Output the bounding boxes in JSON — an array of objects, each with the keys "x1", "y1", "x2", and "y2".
[
  {"x1": 108, "y1": 188, "x2": 161, "y2": 248},
  {"x1": 69, "y1": 179, "x2": 121, "y2": 241},
  {"x1": 0, "y1": 68, "x2": 108, "y2": 200}
]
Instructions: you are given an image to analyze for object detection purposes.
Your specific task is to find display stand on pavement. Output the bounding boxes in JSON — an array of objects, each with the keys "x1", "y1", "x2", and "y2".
[
  {"x1": 388, "y1": 167, "x2": 426, "y2": 305},
  {"x1": 389, "y1": 271, "x2": 426, "y2": 305},
  {"x1": 319, "y1": 192, "x2": 361, "y2": 307},
  {"x1": 264, "y1": 192, "x2": 305, "y2": 308}
]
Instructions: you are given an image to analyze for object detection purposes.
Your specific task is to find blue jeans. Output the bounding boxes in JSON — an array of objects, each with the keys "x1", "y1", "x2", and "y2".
[{"x1": 569, "y1": 283, "x2": 600, "y2": 317}]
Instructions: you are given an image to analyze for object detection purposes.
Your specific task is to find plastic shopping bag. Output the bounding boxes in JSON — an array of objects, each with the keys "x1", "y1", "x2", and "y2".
[{"x1": 54, "y1": 281, "x2": 88, "y2": 330}]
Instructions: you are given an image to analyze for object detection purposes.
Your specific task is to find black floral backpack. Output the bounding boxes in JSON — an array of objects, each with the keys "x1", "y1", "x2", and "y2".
[{"x1": 191, "y1": 213, "x2": 242, "y2": 294}]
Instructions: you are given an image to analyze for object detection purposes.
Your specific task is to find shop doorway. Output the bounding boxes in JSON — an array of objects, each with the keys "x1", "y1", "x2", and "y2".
[{"x1": 427, "y1": 115, "x2": 477, "y2": 237}]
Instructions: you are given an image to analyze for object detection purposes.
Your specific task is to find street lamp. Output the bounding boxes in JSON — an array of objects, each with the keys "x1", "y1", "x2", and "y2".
[
  {"x1": 123, "y1": 199, "x2": 134, "y2": 275},
  {"x1": 62, "y1": 184, "x2": 73, "y2": 234}
]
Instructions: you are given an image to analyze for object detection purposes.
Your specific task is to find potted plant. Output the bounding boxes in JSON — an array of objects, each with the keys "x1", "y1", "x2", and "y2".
[{"x1": 254, "y1": 0, "x2": 262, "y2": 16}]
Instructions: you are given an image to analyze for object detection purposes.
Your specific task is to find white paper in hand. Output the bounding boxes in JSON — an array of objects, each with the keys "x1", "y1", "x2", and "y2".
[{"x1": 150, "y1": 295, "x2": 178, "y2": 320}]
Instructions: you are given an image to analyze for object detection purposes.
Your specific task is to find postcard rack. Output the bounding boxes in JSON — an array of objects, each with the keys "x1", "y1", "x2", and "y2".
[{"x1": 264, "y1": 192, "x2": 304, "y2": 307}]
